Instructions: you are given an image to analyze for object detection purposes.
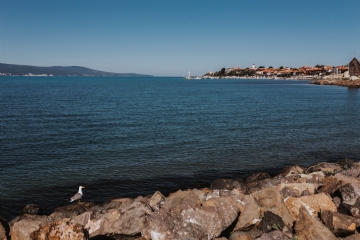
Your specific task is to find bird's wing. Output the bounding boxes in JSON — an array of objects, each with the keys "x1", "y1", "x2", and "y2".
[{"x1": 70, "y1": 193, "x2": 83, "y2": 202}]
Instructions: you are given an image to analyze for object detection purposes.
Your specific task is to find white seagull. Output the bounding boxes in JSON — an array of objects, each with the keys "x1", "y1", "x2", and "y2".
[{"x1": 69, "y1": 186, "x2": 85, "y2": 202}]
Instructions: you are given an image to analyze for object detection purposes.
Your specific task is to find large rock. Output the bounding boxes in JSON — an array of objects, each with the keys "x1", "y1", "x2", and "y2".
[
  {"x1": 335, "y1": 183, "x2": 359, "y2": 205},
  {"x1": 50, "y1": 202, "x2": 95, "y2": 220},
  {"x1": 251, "y1": 187, "x2": 294, "y2": 229},
  {"x1": 142, "y1": 196, "x2": 240, "y2": 240},
  {"x1": 284, "y1": 193, "x2": 337, "y2": 219},
  {"x1": 307, "y1": 162, "x2": 342, "y2": 174},
  {"x1": 30, "y1": 219, "x2": 86, "y2": 240},
  {"x1": 9, "y1": 215, "x2": 52, "y2": 240},
  {"x1": 232, "y1": 194, "x2": 261, "y2": 232},
  {"x1": 0, "y1": 224, "x2": 5, "y2": 240},
  {"x1": 163, "y1": 189, "x2": 202, "y2": 210},
  {"x1": 258, "y1": 211, "x2": 285, "y2": 233},
  {"x1": 277, "y1": 183, "x2": 316, "y2": 198},
  {"x1": 342, "y1": 233, "x2": 360, "y2": 240},
  {"x1": 81, "y1": 197, "x2": 148, "y2": 237},
  {"x1": 256, "y1": 230, "x2": 291, "y2": 240},
  {"x1": 320, "y1": 210, "x2": 357, "y2": 236},
  {"x1": 277, "y1": 165, "x2": 305, "y2": 177},
  {"x1": 245, "y1": 172, "x2": 271, "y2": 184},
  {"x1": 294, "y1": 206, "x2": 337, "y2": 240},
  {"x1": 340, "y1": 169, "x2": 360, "y2": 178},
  {"x1": 148, "y1": 191, "x2": 165, "y2": 211},
  {"x1": 229, "y1": 229, "x2": 263, "y2": 240},
  {"x1": 0, "y1": 216, "x2": 9, "y2": 240},
  {"x1": 319, "y1": 173, "x2": 360, "y2": 195},
  {"x1": 211, "y1": 178, "x2": 246, "y2": 191},
  {"x1": 23, "y1": 204, "x2": 41, "y2": 215},
  {"x1": 348, "y1": 198, "x2": 360, "y2": 218}
]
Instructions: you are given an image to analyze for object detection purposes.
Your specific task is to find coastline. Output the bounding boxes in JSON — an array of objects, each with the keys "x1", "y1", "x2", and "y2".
[
  {"x1": 310, "y1": 79, "x2": 360, "y2": 88},
  {"x1": 3, "y1": 159, "x2": 360, "y2": 240}
]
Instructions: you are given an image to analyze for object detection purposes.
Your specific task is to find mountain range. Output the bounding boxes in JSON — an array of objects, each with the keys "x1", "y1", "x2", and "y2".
[{"x1": 0, "y1": 63, "x2": 153, "y2": 77}]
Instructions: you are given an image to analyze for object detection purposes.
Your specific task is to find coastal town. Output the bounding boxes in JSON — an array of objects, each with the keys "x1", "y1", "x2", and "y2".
[
  {"x1": 184, "y1": 57, "x2": 360, "y2": 88},
  {"x1": 192, "y1": 57, "x2": 360, "y2": 81}
]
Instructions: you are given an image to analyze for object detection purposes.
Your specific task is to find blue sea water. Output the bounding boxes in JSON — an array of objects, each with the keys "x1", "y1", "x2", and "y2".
[{"x1": 1, "y1": 76, "x2": 360, "y2": 220}]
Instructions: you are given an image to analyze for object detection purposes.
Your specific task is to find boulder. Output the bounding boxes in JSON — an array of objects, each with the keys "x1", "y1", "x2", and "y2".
[
  {"x1": 245, "y1": 172, "x2": 271, "y2": 184},
  {"x1": 338, "y1": 159, "x2": 356, "y2": 170},
  {"x1": 30, "y1": 219, "x2": 86, "y2": 240},
  {"x1": 320, "y1": 210, "x2": 357, "y2": 236},
  {"x1": 318, "y1": 176, "x2": 344, "y2": 194},
  {"x1": 256, "y1": 230, "x2": 291, "y2": 240},
  {"x1": 277, "y1": 183, "x2": 316, "y2": 198},
  {"x1": 342, "y1": 233, "x2": 360, "y2": 240},
  {"x1": 307, "y1": 162, "x2": 342, "y2": 174},
  {"x1": 23, "y1": 204, "x2": 41, "y2": 215},
  {"x1": 9, "y1": 215, "x2": 52, "y2": 240},
  {"x1": 298, "y1": 171, "x2": 325, "y2": 184},
  {"x1": 50, "y1": 202, "x2": 95, "y2": 220},
  {"x1": 0, "y1": 224, "x2": 5, "y2": 240},
  {"x1": 284, "y1": 193, "x2": 337, "y2": 219},
  {"x1": 251, "y1": 187, "x2": 294, "y2": 229},
  {"x1": 232, "y1": 194, "x2": 261, "y2": 232},
  {"x1": 294, "y1": 206, "x2": 337, "y2": 240},
  {"x1": 163, "y1": 189, "x2": 202, "y2": 210},
  {"x1": 0, "y1": 216, "x2": 9, "y2": 240},
  {"x1": 211, "y1": 178, "x2": 246, "y2": 192},
  {"x1": 335, "y1": 183, "x2": 359, "y2": 205},
  {"x1": 340, "y1": 169, "x2": 360, "y2": 178},
  {"x1": 229, "y1": 229, "x2": 263, "y2": 240},
  {"x1": 348, "y1": 198, "x2": 360, "y2": 218},
  {"x1": 319, "y1": 173, "x2": 360, "y2": 195},
  {"x1": 246, "y1": 178, "x2": 279, "y2": 194},
  {"x1": 148, "y1": 191, "x2": 165, "y2": 211},
  {"x1": 142, "y1": 196, "x2": 240, "y2": 240},
  {"x1": 82, "y1": 197, "x2": 148, "y2": 237},
  {"x1": 277, "y1": 165, "x2": 305, "y2": 177},
  {"x1": 258, "y1": 211, "x2": 285, "y2": 233}
]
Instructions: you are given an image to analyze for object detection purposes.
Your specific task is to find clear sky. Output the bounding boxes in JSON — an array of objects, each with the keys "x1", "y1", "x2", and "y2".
[{"x1": 1, "y1": 0, "x2": 359, "y2": 76}]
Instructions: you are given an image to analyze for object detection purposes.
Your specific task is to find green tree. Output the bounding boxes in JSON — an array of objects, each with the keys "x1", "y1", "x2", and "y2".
[
  {"x1": 279, "y1": 66, "x2": 284, "y2": 69},
  {"x1": 269, "y1": 66, "x2": 273, "y2": 69},
  {"x1": 259, "y1": 66, "x2": 265, "y2": 69},
  {"x1": 220, "y1": 68, "x2": 226, "y2": 75}
]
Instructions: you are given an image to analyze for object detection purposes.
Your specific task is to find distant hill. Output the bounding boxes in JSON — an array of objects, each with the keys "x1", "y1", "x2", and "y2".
[{"x1": 0, "y1": 63, "x2": 153, "y2": 77}]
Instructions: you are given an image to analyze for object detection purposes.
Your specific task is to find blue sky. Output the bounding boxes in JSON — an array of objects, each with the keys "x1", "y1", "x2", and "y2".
[{"x1": 1, "y1": 0, "x2": 359, "y2": 76}]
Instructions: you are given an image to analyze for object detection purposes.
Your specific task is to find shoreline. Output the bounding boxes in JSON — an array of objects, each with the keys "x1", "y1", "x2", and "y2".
[
  {"x1": 3, "y1": 159, "x2": 360, "y2": 240},
  {"x1": 310, "y1": 79, "x2": 360, "y2": 88}
]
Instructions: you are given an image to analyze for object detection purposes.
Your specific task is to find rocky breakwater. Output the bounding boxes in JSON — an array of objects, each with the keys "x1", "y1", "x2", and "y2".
[
  {"x1": 310, "y1": 79, "x2": 360, "y2": 88},
  {"x1": 2, "y1": 159, "x2": 360, "y2": 240}
]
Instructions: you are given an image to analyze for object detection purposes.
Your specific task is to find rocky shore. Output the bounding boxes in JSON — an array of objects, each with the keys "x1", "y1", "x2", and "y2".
[
  {"x1": 2, "y1": 159, "x2": 360, "y2": 240},
  {"x1": 310, "y1": 79, "x2": 360, "y2": 88}
]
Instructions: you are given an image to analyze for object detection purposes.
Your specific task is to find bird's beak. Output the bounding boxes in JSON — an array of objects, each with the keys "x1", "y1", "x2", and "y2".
[{"x1": 82, "y1": 186, "x2": 85, "y2": 188}]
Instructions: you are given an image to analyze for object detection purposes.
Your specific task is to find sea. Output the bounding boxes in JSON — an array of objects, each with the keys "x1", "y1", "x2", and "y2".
[{"x1": 1, "y1": 76, "x2": 360, "y2": 220}]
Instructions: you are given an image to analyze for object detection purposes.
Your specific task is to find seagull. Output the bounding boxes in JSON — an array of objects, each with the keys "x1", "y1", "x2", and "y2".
[{"x1": 69, "y1": 186, "x2": 85, "y2": 202}]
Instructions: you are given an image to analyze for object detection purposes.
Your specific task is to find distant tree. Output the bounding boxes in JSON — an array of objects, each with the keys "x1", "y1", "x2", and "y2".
[
  {"x1": 279, "y1": 66, "x2": 284, "y2": 69},
  {"x1": 220, "y1": 68, "x2": 226, "y2": 75},
  {"x1": 269, "y1": 66, "x2": 273, "y2": 69},
  {"x1": 259, "y1": 66, "x2": 265, "y2": 69}
]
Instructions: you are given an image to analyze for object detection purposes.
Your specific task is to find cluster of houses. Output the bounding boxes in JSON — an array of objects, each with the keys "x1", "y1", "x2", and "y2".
[{"x1": 204, "y1": 57, "x2": 360, "y2": 80}]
